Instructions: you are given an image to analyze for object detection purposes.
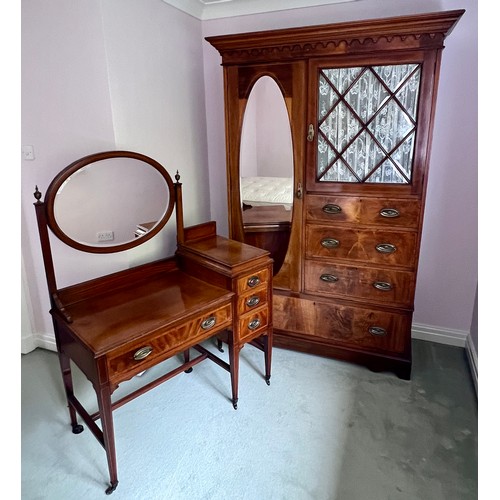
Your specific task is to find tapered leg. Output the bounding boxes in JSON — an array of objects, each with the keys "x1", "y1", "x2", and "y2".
[
  {"x1": 57, "y1": 352, "x2": 83, "y2": 434},
  {"x1": 96, "y1": 385, "x2": 119, "y2": 494},
  {"x1": 183, "y1": 349, "x2": 193, "y2": 373},
  {"x1": 216, "y1": 338, "x2": 224, "y2": 352},
  {"x1": 227, "y1": 332, "x2": 239, "y2": 410},
  {"x1": 263, "y1": 330, "x2": 272, "y2": 386}
]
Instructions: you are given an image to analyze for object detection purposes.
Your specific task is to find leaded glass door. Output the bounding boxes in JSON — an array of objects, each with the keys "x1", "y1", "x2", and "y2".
[{"x1": 307, "y1": 58, "x2": 427, "y2": 194}]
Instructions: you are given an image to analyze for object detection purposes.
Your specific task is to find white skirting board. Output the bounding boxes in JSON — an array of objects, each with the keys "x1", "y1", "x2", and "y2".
[
  {"x1": 22, "y1": 325, "x2": 479, "y2": 391},
  {"x1": 411, "y1": 323, "x2": 467, "y2": 346},
  {"x1": 412, "y1": 322, "x2": 477, "y2": 394},
  {"x1": 465, "y1": 334, "x2": 478, "y2": 394},
  {"x1": 21, "y1": 332, "x2": 57, "y2": 354}
]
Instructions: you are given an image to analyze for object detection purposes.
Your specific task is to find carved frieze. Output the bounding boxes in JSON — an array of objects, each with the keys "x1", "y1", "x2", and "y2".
[{"x1": 206, "y1": 10, "x2": 463, "y2": 65}]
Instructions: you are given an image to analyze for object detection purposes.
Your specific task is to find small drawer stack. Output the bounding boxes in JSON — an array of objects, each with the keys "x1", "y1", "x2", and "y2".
[
  {"x1": 237, "y1": 268, "x2": 271, "y2": 342},
  {"x1": 176, "y1": 232, "x2": 273, "y2": 379}
]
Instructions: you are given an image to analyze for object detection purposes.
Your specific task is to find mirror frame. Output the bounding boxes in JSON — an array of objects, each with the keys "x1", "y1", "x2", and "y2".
[
  {"x1": 44, "y1": 150, "x2": 176, "y2": 253},
  {"x1": 221, "y1": 61, "x2": 306, "y2": 290}
]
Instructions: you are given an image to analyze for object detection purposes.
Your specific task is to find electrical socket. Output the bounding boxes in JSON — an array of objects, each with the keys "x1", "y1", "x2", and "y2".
[
  {"x1": 97, "y1": 231, "x2": 114, "y2": 242},
  {"x1": 22, "y1": 145, "x2": 35, "y2": 160}
]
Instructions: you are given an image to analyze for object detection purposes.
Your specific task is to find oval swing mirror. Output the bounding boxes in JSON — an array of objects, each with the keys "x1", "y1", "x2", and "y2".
[
  {"x1": 239, "y1": 76, "x2": 294, "y2": 275},
  {"x1": 44, "y1": 151, "x2": 175, "y2": 253}
]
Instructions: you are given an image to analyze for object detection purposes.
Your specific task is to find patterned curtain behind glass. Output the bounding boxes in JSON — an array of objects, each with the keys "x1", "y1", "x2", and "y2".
[{"x1": 317, "y1": 64, "x2": 421, "y2": 184}]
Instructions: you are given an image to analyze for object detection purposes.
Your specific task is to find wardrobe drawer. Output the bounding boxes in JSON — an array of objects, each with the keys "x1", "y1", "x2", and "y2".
[
  {"x1": 305, "y1": 195, "x2": 421, "y2": 228},
  {"x1": 304, "y1": 260, "x2": 415, "y2": 307},
  {"x1": 305, "y1": 225, "x2": 417, "y2": 267},
  {"x1": 236, "y1": 268, "x2": 270, "y2": 294},
  {"x1": 107, "y1": 303, "x2": 232, "y2": 383},
  {"x1": 238, "y1": 306, "x2": 269, "y2": 342},
  {"x1": 273, "y1": 295, "x2": 409, "y2": 354}
]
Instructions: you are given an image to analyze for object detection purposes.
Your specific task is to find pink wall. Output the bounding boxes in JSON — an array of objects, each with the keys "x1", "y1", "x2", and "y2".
[
  {"x1": 202, "y1": 0, "x2": 478, "y2": 337},
  {"x1": 21, "y1": 0, "x2": 477, "y2": 350},
  {"x1": 21, "y1": 0, "x2": 210, "y2": 341}
]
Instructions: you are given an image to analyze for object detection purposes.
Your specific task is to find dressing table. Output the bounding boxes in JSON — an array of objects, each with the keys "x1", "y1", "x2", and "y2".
[{"x1": 33, "y1": 151, "x2": 273, "y2": 494}]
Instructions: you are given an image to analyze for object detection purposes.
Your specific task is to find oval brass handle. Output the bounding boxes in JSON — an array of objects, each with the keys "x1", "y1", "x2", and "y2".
[
  {"x1": 201, "y1": 316, "x2": 216, "y2": 330},
  {"x1": 322, "y1": 204, "x2": 342, "y2": 215},
  {"x1": 321, "y1": 238, "x2": 340, "y2": 249},
  {"x1": 248, "y1": 318, "x2": 261, "y2": 331},
  {"x1": 133, "y1": 346, "x2": 153, "y2": 361},
  {"x1": 376, "y1": 243, "x2": 396, "y2": 254},
  {"x1": 373, "y1": 281, "x2": 393, "y2": 291},
  {"x1": 247, "y1": 276, "x2": 260, "y2": 288},
  {"x1": 246, "y1": 295, "x2": 260, "y2": 307},
  {"x1": 320, "y1": 273, "x2": 338, "y2": 283},
  {"x1": 380, "y1": 208, "x2": 400, "y2": 218},
  {"x1": 369, "y1": 326, "x2": 387, "y2": 336}
]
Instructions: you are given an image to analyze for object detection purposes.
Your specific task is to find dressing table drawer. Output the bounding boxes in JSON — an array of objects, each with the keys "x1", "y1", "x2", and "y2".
[
  {"x1": 107, "y1": 303, "x2": 232, "y2": 382},
  {"x1": 237, "y1": 286, "x2": 268, "y2": 315},
  {"x1": 238, "y1": 306, "x2": 269, "y2": 342},
  {"x1": 236, "y1": 268, "x2": 270, "y2": 294}
]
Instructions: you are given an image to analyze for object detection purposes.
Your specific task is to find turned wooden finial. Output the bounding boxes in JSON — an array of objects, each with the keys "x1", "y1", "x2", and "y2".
[
  {"x1": 33, "y1": 186, "x2": 42, "y2": 203},
  {"x1": 175, "y1": 170, "x2": 181, "y2": 183}
]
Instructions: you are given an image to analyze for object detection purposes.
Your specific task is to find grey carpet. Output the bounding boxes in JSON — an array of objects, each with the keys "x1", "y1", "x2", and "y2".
[{"x1": 21, "y1": 339, "x2": 477, "y2": 499}]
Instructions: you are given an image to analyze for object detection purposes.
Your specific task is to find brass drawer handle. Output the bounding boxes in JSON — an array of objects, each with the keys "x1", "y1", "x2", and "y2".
[
  {"x1": 248, "y1": 318, "x2": 261, "y2": 331},
  {"x1": 321, "y1": 238, "x2": 339, "y2": 248},
  {"x1": 247, "y1": 276, "x2": 260, "y2": 288},
  {"x1": 320, "y1": 273, "x2": 338, "y2": 283},
  {"x1": 373, "y1": 281, "x2": 393, "y2": 291},
  {"x1": 369, "y1": 326, "x2": 387, "y2": 336},
  {"x1": 322, "y1": 203, "x2": 342, "y2": 215},
  {"x1": 201, "y1": 316, "x2": 216, "y2": 330},
  {"x1": 376, "y1": 243, "x2": 396, "y2": 254},
  {"x1": 133, "y1": 346, "x2": 153, "y2": 361},
  {"x1": 246, "y1": 295, "x2": 260, "y2": 307},
  {"x1": 380, "y1": 208, "x2": 400, "y2": 218}
]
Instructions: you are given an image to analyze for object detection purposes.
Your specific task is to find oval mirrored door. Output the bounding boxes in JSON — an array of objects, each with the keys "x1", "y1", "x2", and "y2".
[{"x1": 239, "y1": 76, "x2": 294, "y2": 275}]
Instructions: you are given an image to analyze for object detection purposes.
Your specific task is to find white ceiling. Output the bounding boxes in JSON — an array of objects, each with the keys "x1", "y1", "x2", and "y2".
[{"x1": 162, "y1": 0, "x2": 358, "y2": 21}]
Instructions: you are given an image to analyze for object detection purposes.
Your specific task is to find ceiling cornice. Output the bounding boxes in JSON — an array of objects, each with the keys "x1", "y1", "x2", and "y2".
[{"x1": 162, "y1": 0, "x2": 359, "y2": 21}]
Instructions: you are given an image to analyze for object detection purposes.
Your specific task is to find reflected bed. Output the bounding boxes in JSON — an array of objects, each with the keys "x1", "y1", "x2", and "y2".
[{"x1": 240, "y1": 176, "x2": 293, "y2": 209}]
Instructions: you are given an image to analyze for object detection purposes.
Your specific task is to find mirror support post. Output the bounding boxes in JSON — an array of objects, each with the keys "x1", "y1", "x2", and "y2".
[
  {"x1": 174, "y1": 172, "x2": 185, "y2": 244},
  {"x1": 33, "y1": 188, "x2": 58, "y2": 304}
]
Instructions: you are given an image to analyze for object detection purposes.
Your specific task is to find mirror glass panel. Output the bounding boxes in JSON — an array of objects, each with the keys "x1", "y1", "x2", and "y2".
[
  {"x1": 239, "y1": 76, "x2": 294, "y2": 274},
  {"x1": 52, "y1": 156, "x2": 172, "y2": 250}
]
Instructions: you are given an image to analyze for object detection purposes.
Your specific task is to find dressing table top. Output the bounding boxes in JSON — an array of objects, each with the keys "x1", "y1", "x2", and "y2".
[
  {"x1": 58, "y1": 265, "x2": 234, "y2": 356},
  {"x1": 179, "y1": 234, "x2": 270, "y2": 269}
]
